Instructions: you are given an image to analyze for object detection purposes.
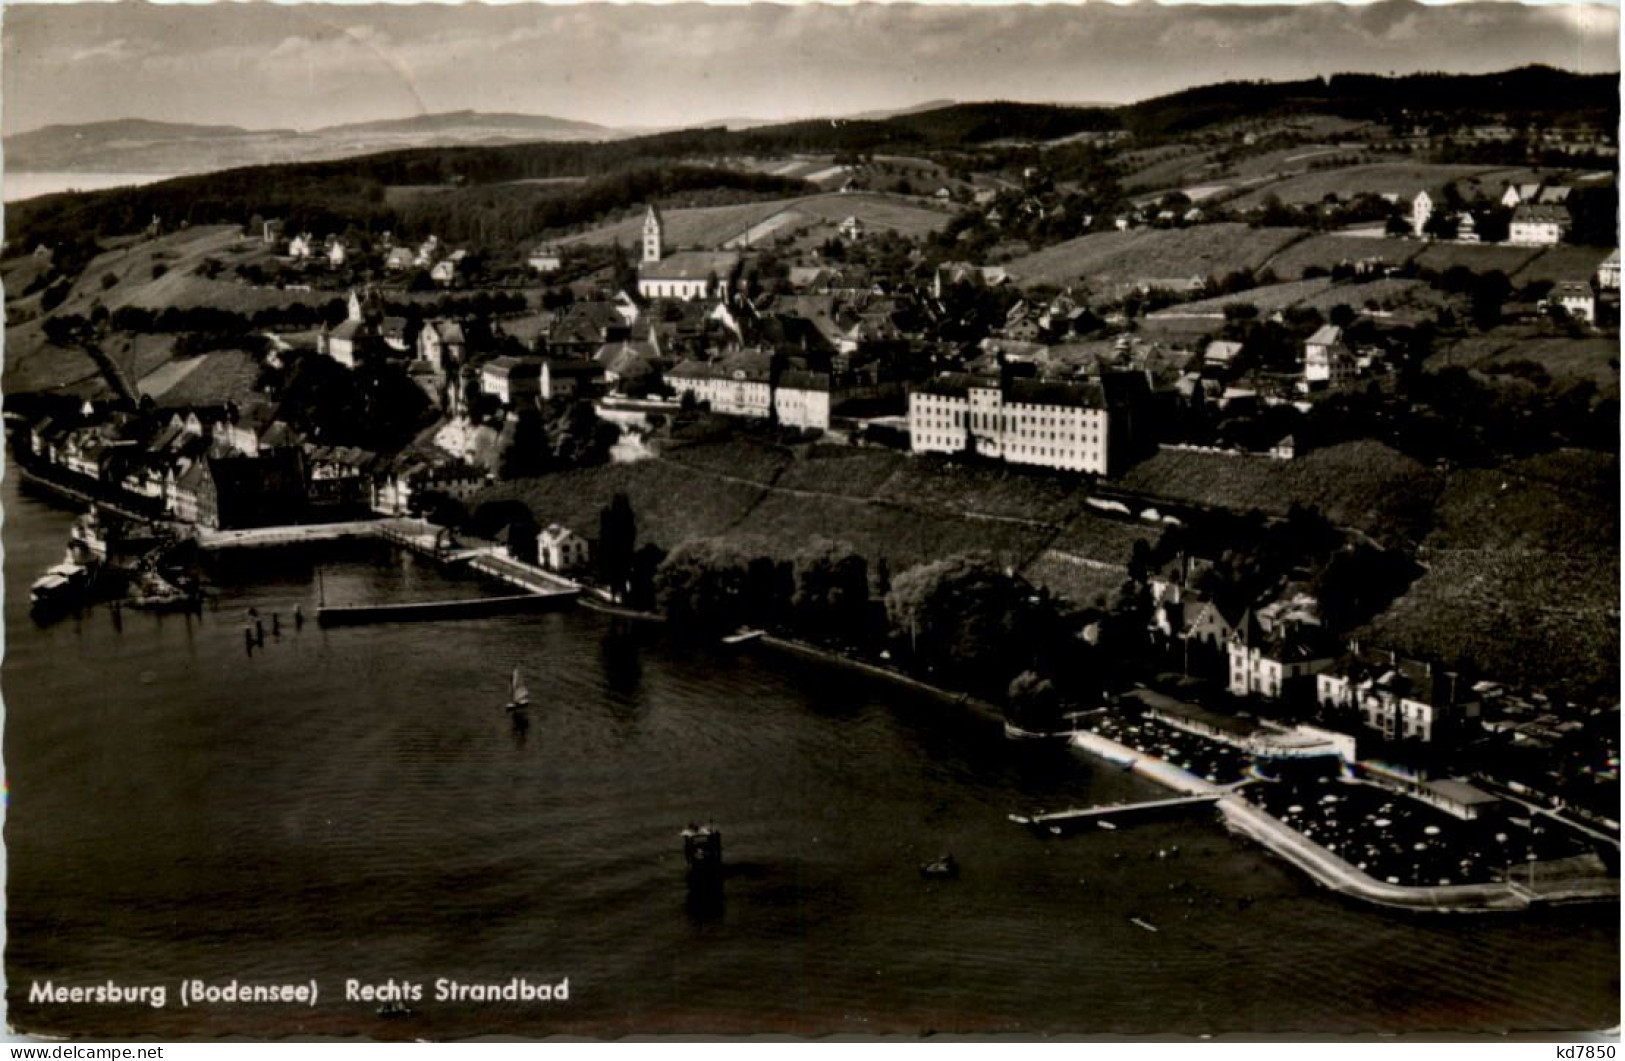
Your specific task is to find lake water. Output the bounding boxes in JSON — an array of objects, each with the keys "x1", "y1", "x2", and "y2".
[
  {"x1": 4, "y1": 171, "x2": 173, "y2": 203},
  {"x1": 3, "y1": 474, "x2": 1618, "y2": 1039}
]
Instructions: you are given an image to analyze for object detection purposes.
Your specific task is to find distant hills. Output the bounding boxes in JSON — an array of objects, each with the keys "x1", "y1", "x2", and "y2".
[
  {"x1": 5, "y1": 97, "x2": 1121, "y2": 178},
  {"x1": 4, "y1": 111, "x2": 626, "y2": 176},
  {"x1": 7, "y1": 65, "x2": 1617, "y2": 255},
  {"x1": 10, "y1": 63, "x2": 1612, "y2": 183}
]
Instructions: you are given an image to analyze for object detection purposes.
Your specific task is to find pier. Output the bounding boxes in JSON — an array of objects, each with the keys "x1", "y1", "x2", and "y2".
[
  {"x1": 196, "y1": 521, "x2": 383, "y2": 549},
  {"x1": 316, "y1": 591, "x2": 576, "y2": 627},
  {"x1": 1010, "y1": 794, "x2": 1221, "y2": 829}
]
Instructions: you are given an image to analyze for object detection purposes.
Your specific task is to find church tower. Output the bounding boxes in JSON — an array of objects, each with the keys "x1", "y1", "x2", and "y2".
[{"x1": 642, "y1": 204, "x2": 664, "y2": 264}]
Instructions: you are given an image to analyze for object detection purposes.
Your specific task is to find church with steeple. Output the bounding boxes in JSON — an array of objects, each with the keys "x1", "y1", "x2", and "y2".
[
  {"x1": 642, "y1": 204, "x2": 664, "y2": 265},
  {"x1": 635, "y1": 202, "x2": 742, "y2": 302}
]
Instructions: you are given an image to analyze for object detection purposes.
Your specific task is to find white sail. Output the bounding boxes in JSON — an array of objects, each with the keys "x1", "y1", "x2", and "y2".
[{"x1": 510, "y1": 667, "x2": 531, "y2": 705}]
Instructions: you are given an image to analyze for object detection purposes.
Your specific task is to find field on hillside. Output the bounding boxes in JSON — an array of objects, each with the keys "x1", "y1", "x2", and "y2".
[
  {"x1": 1409, "y1": 242, "x2": 1544, "y2": 276},
  {"x1": 1125, "y1": 141, "x2": 1382, "y2": 200},
  {"x1": 1427, "y1": 450, "x2": 1618, "y2": 554},
  {"x1": 773, "y1": 444, "x2": 909, "y2": 498},
  {"x1": 107, "y1": 333, "x2": 181, "y2": 388},
  {"x1": 730, "y1": 490, "x2": 1056, "y2": 571},
  {"x1": 477, "y1": 441, "x2": 1163, "y2": 587},
  {"x1": 1361, "y1": 549, "x2": 1618, "y2": 702},
  {"x1": 1510, "y1": 245, "x2": 1616, "y2": 285},
  {"x1": 1427, "y1": 331, "x2": 1620, "y2": 397},
  {"x1": 1263, "y1": 234, "x2": 1421, "y2": 279},
  {"x1": 1, "y1": 329, "x2": 106, "y2": 396},
  {"x1": 479, "y1": 461, "x2": 767, "y2": 550},
  {"x1": 1115, "y1": 441, "x2": 1443, "y2": 546},
  {"x1": 1021, "y1": 550, "x2": 1130, "y2": 610},
  {"x1": 140, "y1": 349, "x2": 264, "y2": 407},
  {"x1": 1007, "y1": 224, "x2": 1307, "y2": 291},
  {"x1": 558, "y1": 192, "x2": 950, "y2": 250},
  {"x1": 1148, "y1": 278, "x2": 1331, "y2": 318},
  {"x1": 1294, "y1": 277, "x2": 1447, "y2": 315},
  {"x1": 1361, "y1": 449, "x2": 1618, "y2": 700},
  {"x1": 872, "y1": 457, "x2": 1088, "y2": 524},
  {"x1": 1227, "y1": 163, "x2": 1500, "y2": 210},
  {"x1": 660, "y1": 436, "x2": 792, "y2": 485}
]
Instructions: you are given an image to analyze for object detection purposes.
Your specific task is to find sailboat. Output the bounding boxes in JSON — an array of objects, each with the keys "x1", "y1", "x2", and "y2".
[{"x1": 505, "y1": 667, "x2": 532, "y2": 712}]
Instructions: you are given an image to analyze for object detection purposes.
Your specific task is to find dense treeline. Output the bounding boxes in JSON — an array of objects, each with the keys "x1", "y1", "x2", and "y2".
[
  {"x1": 1124, "y1": 65, "x2": 1619, "y2": 137},
  {"x1": 8, "y1": 163, "x2": 814, "y2": 255}
]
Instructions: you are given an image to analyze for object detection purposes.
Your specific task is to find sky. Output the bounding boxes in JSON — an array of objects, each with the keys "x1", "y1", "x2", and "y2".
[{"x1": 2, "y1": 1, "x2": 1619, "y2": 136}]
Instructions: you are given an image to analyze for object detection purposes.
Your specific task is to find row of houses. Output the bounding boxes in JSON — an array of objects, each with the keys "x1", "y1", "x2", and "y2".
[
  {"x1": 1410, "y1": 186, "x2": 1575, "y2": 246},
  {"x1": 278, "y1": 226, "x2": 469, "y2": 282},
  {"x1": 1143, "y1": 553, "x2": 1482, "y2": 750}
]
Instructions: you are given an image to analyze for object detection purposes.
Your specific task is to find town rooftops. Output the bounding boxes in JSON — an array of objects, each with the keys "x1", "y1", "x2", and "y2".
[
  {"x1": 914, "y1": 372, "x2": 995, "y2": 399},
  {"x1": 1511, "y1": 203, "x2": 1572, "y2": 223},
  {"x1": 1006, "y1": 377, "x2": 1106, "y2": 409},
  {"x1": 640, "y1": 250, "x2": 742, "y2": 282},
  {"x1": 912, "y1": 373, "x2": 1106, "y2": 409},
  {"x1": 424, "y1": 319, "x2": 466, "y2": 344},
  {"x1": 544, "y1": 357, "x2": 603, "y2": 378},
  {"x1": 1553, "y1": 280, "x2": 1595, "y2": 299},
  {"x1": 670, "y1": 351, "x2": 774, "y2": 383},
  {"x1": 483, "y1": 355, "x2": 542, "y2": 378},
  {"x1": 1306, "y1": 325, "x2": 1344, "y2": 347},
  {"x1": 778, "y1": 369, "x2": 832, "y2": 392}
]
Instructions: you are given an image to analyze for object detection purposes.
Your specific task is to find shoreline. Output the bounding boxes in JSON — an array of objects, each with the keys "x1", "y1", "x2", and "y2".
[
  {"x1": 753, "y1": 632, "x2": 1007, "y2": 725},
  {"x1": 19, "y1": 491, "x2": 1619, "y2": 914},
  {"x1": 1068, "y1": 726, "x2": 1620, "y2": 913}
]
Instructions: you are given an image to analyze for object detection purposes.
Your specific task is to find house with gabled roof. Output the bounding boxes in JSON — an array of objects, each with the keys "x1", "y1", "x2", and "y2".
[
  {"x1": 1596, "y1": 249, "x2": 1619, "y2": 291},
  {"x1": 1509, "y1": 203, "x2": 1571, "y2": 246},
  {"x1": 1501, "y1": 182, "x2": 1542, "y2": 209},
  {"x1": 1316, "y1": 646, "x2": 1480, "y2": 745}
]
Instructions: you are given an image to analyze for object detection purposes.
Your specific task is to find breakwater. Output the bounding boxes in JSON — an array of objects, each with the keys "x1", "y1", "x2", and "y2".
[{"x1": 315, "y1": 590, "x2": 577, "y2": 627}]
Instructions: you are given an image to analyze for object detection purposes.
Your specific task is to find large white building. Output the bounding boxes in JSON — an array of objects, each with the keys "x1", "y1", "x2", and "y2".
[
  {"x1": 667, "y1": 354, "x2": 832, "y2": 430},
  {"x1": 1508, "y1": 203, "x2": 1572, "y2": 247},
  {"x1": 1315, "y1": 650, "x2": 1478, "y2": 745},
  {"x1": 1303, "y1": 325, "x2": 1355, "y2": 386},
  {"x1": 908, "y1": 373, "x2": 1113, "y2": 475}
]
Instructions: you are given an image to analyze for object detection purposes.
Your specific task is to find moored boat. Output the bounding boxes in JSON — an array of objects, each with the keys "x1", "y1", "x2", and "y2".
[
  {"x1": 31, "y1": 561, "x2": 91, "y2": 611},
  {"x1": 920, "y1": 853, "x2": 959, "y2": 879}
]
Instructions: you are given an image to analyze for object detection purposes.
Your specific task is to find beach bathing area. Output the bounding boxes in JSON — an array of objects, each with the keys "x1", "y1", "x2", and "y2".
[{"x1": 1069, "y1": 703, "x2": 1619, "y2": 913}]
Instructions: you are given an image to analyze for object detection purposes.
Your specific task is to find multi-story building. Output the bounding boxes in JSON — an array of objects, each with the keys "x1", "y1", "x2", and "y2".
[
  {"x1": 1508, "y1": 203, "x2": 1572, "y2": 247},
  {"x1": 908, "y1": 373, "x2": 1115, "y2": 475},
  {"x1": 1303, "y1": 325, "x2": 1355, "y2": 386},
  {"x1": 666, "y1": 354, "x2": 831, "y2": 430},
  {"x1": 1315, "y1": 648, "x2": 1480, "y2": 745},
  {"x1": 1226, "y1": 618, "x2": 1336, "y2": 704},
  {"x1": 481, "y1": 356, "x2": 544, "y2": 407},
  {"x1": 1552, "y1": 280, "x2": 1597, "y2": 324}
]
